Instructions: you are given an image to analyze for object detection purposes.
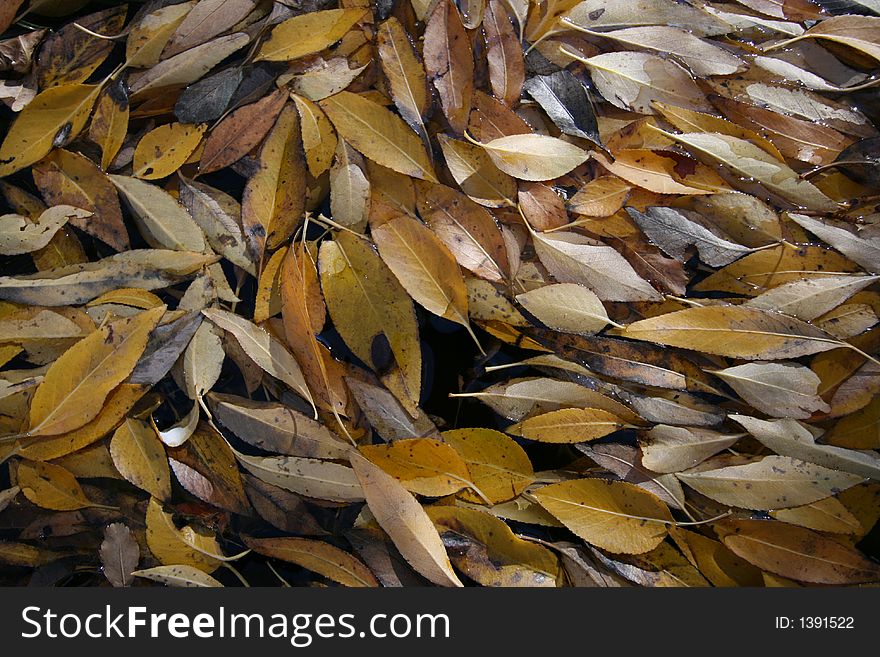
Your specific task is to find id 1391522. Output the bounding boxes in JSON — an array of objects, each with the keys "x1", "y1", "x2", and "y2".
[{"x1": 775, "y1": 617, "x2": 855, "y2": 629}]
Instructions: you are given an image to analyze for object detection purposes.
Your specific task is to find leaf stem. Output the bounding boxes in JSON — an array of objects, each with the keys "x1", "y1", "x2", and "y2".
[{"x1": 223, "y1": 563, "x2": 251, "y2": 587}]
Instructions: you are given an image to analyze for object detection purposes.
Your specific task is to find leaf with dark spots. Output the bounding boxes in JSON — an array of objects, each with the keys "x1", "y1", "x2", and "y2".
[{"x1": 35, "y1": 6, "x2": 127, "y2": 89}]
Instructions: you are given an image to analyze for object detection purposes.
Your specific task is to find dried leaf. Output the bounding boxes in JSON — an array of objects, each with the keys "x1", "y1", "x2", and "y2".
[
  {"x1": 713, "y1": 363, "x2": 831, "y2": 419},
  {"x1": 476, "y1": 133, "x2": 588, "y2": 181},
  {"x1": 0, "y1": 83, "x2": 101, "y2": 177},
  {"x1": 17, "y1": 460, "x2": 97, "y2": 510},
  {"x1": 617, "y1": 306, "x2": 843, "y2": 359},
  {"x1": 132, "y1": 565, "x2": 223, "y2": 587},
  {"x1": 0, "y1": 206, "x2": 89, "y2": 256},
  {"x1": 372, "y1": 215, "x2": 475, "y2": 338},
  {"x1": 424, "y1": 0, "x2": 474, "y2": 134},
  {"x1": 110, "y1": 418, "x2": 172, "y2": 501}
]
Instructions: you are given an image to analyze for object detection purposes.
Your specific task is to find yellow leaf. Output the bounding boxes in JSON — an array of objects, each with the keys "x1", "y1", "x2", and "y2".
[
  {"x1": 0, "y1": 83, "x2": 101, "y2": 177},
  {"x1": 349, "y1": 452, "x2": 463, "y2": 587},
  {"x1": 110, "y1": 418, "x2": 172, "y2": 501},
  {"x1": 516, "y1": 283, "x2": 613, "y2": 335},
  {"x1": 28, "y1": 305, "x2": 165, "y2": 436},
  {"x1": 255, "y1": 9, "x2": 366, "y2": 62},
  {"x1": 145, "y1": 498, "x2": 222, "y2": 573},
  {"x1": 89, "y1": 82, "x2": 130, "y2": 171},
  {"x1": 202, "y1": 308, "x2": 314, "y2": 411},
  {"x1": 426, "y1": 505, "x2": 560, "y2": 586},
  {"x1": 677, "y1": 455, "x2": 863, "y2": 510},
  {"x1": 20, "y1": 384, "x2": 147, "y2": 460},
  {"x1": 372, "y1": 215, "x2": 476, "y2": 343},
  {"x1": 318, "y1": 233, "x2": 422, "y2": 408},
  {"x1": 534, "y1": 478, "x2": 673, "y2": 554},
  {"x1": 17, "y1": 459, "x2": 97, "y2": 510},
  {"x1": 476, "y1": 133, "x2": 588, "y2": 181},
  {"x1": 132, "y1": 565, "x2": 223, "y2": 587},
  {"x1": 360, "y1": 438, "x2": 473, "y2": 497},
  {"x1": 241, "y1": 103, "x2": 306, "y2": 257},
  {"x1": 716, "y1": 518, "x2": 880, "y2": 584},
  {"x1": 508, "y1": 407, "x2": 625, "y2": 443},
  {"x1": 442, "y1": 427, "x2": 534, "y2": 504},
  {"x1": 617, "y1": 305, "x2": 842, "y2": 359},
  {"x1": 245, "y1": 537, "x2": 378, "y2": 587},
  {"x1": 293, "y1": 95, "x2": 337, "y2": 177},
  {"x1": 377, "y1": 17, "x2": 429, "y2": 144},
  {"x1": 133, "y1": 122, "x2": 206, "y2": 180},
  {"x1": 319, "y1": 91, "x2": 437, "y2": 181}
]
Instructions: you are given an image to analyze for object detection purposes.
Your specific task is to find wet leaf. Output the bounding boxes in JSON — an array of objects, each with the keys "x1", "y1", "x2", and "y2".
[
  {"x1": 716, "y1": 518, "x2": 880, "y2": 584},
  {"x1": 28, "y1": 305, "x2": 164, "y2": 436},
  {"x1": 255, "y1": 9, "x2": 366, "y2": 62},
  {"x1": 677, "y1": 455, "x2": 864, "y2": 510},
  {"x1": 534, "y1": 478, "x2": 674, "y2": 554},
  {"x1": 245, "y1": 536, "x2": 378, "y2": 587},
  {"x1": 110, "y1": 418, "x2": 172, "y2": 501},
  {"x1": 350, "y1": 452, "x2": 463, "y2": 587},
  {"x1": 100, "y1": 522, "x2": 140, "y2": 587}
]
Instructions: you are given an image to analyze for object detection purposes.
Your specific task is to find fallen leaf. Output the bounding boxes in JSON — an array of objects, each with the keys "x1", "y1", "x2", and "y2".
[
  {"x1": 100, "y1": 523, "x2": 140, "y2": 587},
  {"x1": 349, "y1": 452, "x2": 463, "y2": 587},
  {"x1": 534, "y1": 478, "x2": 674, "y2": 554}
]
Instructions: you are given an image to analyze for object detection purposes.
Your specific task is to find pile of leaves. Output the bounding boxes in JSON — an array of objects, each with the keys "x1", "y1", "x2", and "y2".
[{"x1": 1, "y1": 0, "x2": 880, "y2": 589}]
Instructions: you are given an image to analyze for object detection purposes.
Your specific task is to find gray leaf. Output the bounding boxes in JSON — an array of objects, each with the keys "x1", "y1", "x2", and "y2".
[
  {"x1": 100, "y1": 523, "x2": 140, "y2": 588},
  {"x1": 523, "y1": 71, "x2": 602, "y2": 148}
]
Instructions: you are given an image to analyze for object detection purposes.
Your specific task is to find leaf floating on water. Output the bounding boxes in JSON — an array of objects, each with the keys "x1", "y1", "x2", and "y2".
[
  {"x1": 617, "y1": 306, "x2": 843, "y2": 360},
  {"x1": 677, "y1": 455, "x2": 864, "y2": 510},
  {"x1": 534, "y1": 479, "x2": 674, "y2": 555},
  {"x1": 350, "y1": 452, "x2": 463, "y2": 587},
  {"x1": 716, "y1": 518, "x2": 880, "y2": 584},
  {"x1": 132, "y1": 565, "x2": 224, "y2": 588},
  {"x1": 100, "y1": 523, "x2": 140, "y2": 587},
  {"x1": 0, "y1": 0, "x2": 877, "y2": 590}
]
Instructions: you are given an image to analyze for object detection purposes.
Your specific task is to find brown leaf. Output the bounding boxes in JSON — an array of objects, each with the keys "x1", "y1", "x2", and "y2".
[
  {"x1": 100, "y1": 522, "x2": 140, "y2": 587},
  {"x1": 424, "y1": 0, "x2": 474, "y2": 134}
]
